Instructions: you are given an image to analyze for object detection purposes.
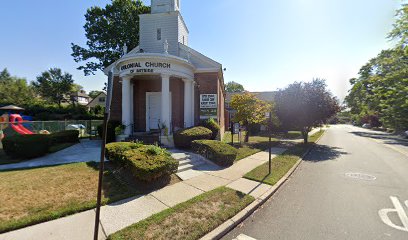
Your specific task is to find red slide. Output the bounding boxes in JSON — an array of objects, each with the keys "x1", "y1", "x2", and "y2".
[{"x1": 9, "y1": 114, "x2": 33, "y2": 135}]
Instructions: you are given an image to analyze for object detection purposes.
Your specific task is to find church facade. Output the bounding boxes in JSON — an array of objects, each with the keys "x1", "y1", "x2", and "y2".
[{"x1": 104, "y1": 0, "x2": 225, "y2": 144}]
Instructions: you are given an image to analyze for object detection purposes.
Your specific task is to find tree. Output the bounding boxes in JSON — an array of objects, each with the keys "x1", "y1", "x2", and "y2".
[
  {"x1": 71, "y1": 0, "x2": 150, "y2": 75},
  {"x1": 89, "y1": 90, "x2": 104, "y2": 99},
  {"x1": 230, "y1": 93, "x2": 272, "y2": 142},
  {"x1": 225, "y1": 81, "x2": 245, "y2": 93},
  {"x1": 32, "y1": 68, "x2": 74, "y2": 107},
  {"x1": 275, "y1": 79, "x2": 340, "y2": 143},
  {"x1": 0, "y1": 68, "x2": 38, "y2": 106}
]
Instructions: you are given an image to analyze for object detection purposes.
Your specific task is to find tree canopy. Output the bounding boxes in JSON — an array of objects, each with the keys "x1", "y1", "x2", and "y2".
[
  {"x1": 275, "y1": 79, "x2": 340, "y2": 143},
  {"x1": 0, "y1": 68, "x2": 37, "y2": 106},
  {"x1": 230, "y1": 92, "x2": 272, "y2": 142},
  {"x1": 71, "y1": 0, "x2": 150, "y2": 75},
  {"x1": 225, "y1": 81, "x2": 245, "y2": 93},
  {"x1": 345, "y1": 4, "x2": 408, "y2": 131},
  {"x1": 32, "y1": 68, "x2": 75, "y2": 107}
]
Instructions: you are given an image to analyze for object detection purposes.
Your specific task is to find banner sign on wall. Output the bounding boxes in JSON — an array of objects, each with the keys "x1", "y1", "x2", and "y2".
[
  {"x1": 200, "y1": 94, "x2": 218, "y2": 119},
  {"x1": 200, "y1": 94, "x2": 217, "y2": 109}
]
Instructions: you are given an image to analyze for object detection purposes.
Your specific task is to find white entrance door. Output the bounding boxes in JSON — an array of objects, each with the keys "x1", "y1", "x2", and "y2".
[{"x1": 147, "y1": 93, "x2": 161, "y2": 131}]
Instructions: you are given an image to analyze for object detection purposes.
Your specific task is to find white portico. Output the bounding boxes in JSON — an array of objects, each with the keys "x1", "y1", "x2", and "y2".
[{"x1": 104, "y1": 0, "x2": 226, "y2": 144}]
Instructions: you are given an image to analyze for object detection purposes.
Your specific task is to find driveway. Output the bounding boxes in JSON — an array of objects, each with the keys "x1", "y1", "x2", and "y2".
[{"x1": 0, "y1": 139, "x2": 101, "y2": 171}]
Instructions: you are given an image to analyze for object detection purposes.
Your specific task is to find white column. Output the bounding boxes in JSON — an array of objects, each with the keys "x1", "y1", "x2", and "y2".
[
  {"x1": 183, "y1": 79, "x2": 193, "y2": 128},
  {"x1": 191, "y1": 80, "x2": 195, "y2": 126},
  {"x1": 161, "y1": 74, "x2": 171, "y2": 134},
  {"x1": 121, "y1": 76, "x2": 132, "y2": 136}
]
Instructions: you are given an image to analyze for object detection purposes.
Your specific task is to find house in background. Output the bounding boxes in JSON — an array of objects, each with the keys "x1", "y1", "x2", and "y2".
[
  {"x1": 69, "y1": 90, "x2": 91, "y2": 106},
  {"x1": 86, "y1": 92, "x2": 107, "y2": 110}
]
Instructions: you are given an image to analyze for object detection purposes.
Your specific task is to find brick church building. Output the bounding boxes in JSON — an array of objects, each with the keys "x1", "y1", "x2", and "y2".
[{"x1": 104, "y1": 0, "x2": 226, "y2": 145}]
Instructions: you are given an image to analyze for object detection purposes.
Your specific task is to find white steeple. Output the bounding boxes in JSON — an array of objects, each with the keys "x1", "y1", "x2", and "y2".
[
  {"x1": 139, "y1": 0, "x2": 189, "y2": 56},
  {"x1": 151, "y1": 0, "x2": 180, "y2": 14}
]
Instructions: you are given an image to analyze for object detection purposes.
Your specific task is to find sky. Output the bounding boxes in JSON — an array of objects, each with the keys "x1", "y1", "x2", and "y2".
[{"x1": 0, "y1": 0, "x2": 403, "y2": 101}]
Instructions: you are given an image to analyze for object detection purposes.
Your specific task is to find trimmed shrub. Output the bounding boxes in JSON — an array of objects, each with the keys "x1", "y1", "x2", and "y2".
[
  {"x1": 200, "y1": 118, "x2": 220, "y2": 140},
  {"x1": 97, "y1": 120, "x2": 121, "y2": 143},
  {"x1": 192, "y1": 140, "x2": 237, "y2": 167},
  {"x1": 122, "y1": 145, "x2": 178, "y2": 182},
  {"x1": 105, "y1": 142, "x2": 143, "y2": 163},
  {"x1": 173, "y1": 126, "x2": 212, "y2": 148},
  {"x1": 50, "y1": 130, "x2": 79, "y2": 144},
  {"x1": 3, "y1": 134, "x2": 50, "y2": 159}
]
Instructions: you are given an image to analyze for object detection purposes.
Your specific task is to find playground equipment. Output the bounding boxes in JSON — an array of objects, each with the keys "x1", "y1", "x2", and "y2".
[{"x1": 9, "y1": 114, "x2": 33, "y2": 135}]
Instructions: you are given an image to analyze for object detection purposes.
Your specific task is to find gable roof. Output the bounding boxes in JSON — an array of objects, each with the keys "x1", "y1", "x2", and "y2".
[{"x1": 86, "y1": 92, "x2": 107, "y2": 107}]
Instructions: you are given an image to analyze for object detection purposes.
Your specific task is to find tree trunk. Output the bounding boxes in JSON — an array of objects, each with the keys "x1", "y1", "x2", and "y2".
[{"x1": 244, "y1": 122, "x2": 249, "y2": 143}]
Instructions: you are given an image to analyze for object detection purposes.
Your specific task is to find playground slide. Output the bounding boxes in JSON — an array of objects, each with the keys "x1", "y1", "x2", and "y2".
[{"x1": 9, "y1": 114, "x2": 33, "y2": 135}]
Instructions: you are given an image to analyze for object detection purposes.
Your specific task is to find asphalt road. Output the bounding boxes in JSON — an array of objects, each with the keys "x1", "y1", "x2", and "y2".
[{"x1": 223, "y1": 125, "x2": 408, "y2": 240}]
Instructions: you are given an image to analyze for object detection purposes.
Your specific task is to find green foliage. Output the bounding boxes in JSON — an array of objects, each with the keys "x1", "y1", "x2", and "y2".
[
  {"x1": 114, "y1": 124, "x2": 126, "y2": 135},
  {"x1": 192, "y1": 140, "x2": 238, "y2": 166},
  {"x1": 346, "y1": 5, "x2": 408, "y2": 131},
  {"x1": 97, "y1": 120, "x2": 122, "y2": 143},
  {"x1": 122, "y1": 146, "x2": 178, "y2": 182},
  {"x1": 200, "y1": 118, "x2": 220, "y2": 140},
  {"x1": 173, "y1": 127, "x2": 212, "y2": 148},
  {"x1": 105, "y1": 142, "x2": 143, "y2": 163},
  {"x1": 0, "y1": 69, "x2": 38, "y2": 106},
  {"x1": 71, "y1": 0, "x2": 150, "y2": 75},
  {"x1": 3, "y1": 135, "x2": 50, "y2": 159},
  {"x1": 225, "y1": 81, "x2": 245, "y2": 93},
  {"x1": 88, "y1": 90, "x2": 104, "y2": 99},
  {"x1": 230, "y1": 92, "x2": 273, "y2": 142},
  {"x1": 32, "y1": 68, "x2": 74, "y2": 107},
  {"x1": 275, "y1": 79, "x2": 340, "y2": 143},
  {"x1": 49, "y1": 130, "x2": 79, "y2": 145}
]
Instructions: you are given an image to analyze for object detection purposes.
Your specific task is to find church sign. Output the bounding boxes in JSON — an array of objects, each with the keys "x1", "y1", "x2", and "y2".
[
  {"x1": 200, "y1": 94, "x2": 217, "y2": 119},
  {"x1": 120, "y1": 61, "x2": 171, "y2": 74}
]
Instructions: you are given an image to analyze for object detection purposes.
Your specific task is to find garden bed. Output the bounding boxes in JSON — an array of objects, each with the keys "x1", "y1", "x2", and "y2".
[{"x1": 108, "y1": 187, "x2": 254, "y2": 240}]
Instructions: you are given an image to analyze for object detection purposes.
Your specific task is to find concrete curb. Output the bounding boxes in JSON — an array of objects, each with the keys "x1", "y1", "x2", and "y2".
[{"x1": 200, "y1": 130, "x2": 327, "y2": 240}]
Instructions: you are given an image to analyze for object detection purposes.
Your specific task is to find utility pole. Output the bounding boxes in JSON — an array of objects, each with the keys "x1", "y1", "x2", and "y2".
[{"x1": 93, "y1": 70, "x2": 113, "y2": 240}]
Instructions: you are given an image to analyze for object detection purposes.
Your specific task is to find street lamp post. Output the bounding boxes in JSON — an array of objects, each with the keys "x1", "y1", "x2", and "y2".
[{"x1": 266, "y1": 111, "x2": 272, "y2": 175}]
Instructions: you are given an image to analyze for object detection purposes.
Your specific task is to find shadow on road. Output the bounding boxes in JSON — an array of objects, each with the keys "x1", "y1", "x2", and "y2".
[
  {"x1": 350, "y1": 131, "x2": 408, "y2": 147},
  {"x1": 303, "y1": 145, "x2": 348, "y2": 162}
]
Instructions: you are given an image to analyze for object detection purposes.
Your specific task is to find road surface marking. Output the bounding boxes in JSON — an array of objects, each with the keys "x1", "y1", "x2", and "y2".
[
  {"x1": 345, "y1": 172, "x2": 376, "y2": 181},
  {"x1": 378, "y1": 196, "x2": 408, "y2": 232},
  {"x1": 233, "y1": 234, "x2": 257, "y2": 240}
]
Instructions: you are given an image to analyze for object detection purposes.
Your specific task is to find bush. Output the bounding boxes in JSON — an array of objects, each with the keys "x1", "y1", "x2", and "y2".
[
  {"x1": 105, "y1": 142, "x2": 143, "y2": 163},
  {"x1": 192, "y1": 140, "x2": 237, "y2": 167},
  {"x1": 50, "y1": 130, "x2": 79, "y2": 144},
  {"x1": 200, "y1": 118, "x2": 220, "y2": 140},
  {"x1": 3, "y1": 134, "x2": 50, "y2": 159},
  {"x1": 173, "y1": 126, "x2": 212, "y2": 148},
  {"x1": 122, "y1": 145, "x2": 178, "y2": 182},
  {"x1": 97, "y1": 120, "x2": 121, "y2": 143}
]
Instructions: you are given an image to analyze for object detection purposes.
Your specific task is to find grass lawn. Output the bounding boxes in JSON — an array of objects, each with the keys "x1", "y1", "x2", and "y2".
[
  {"x1": 223, "y1": 132, "x2": 279, "y2": 161},
  {"x1": 0, "y1": 162, "x2": 180, "y2": 233},
  {"x1": 108, "y1": 187, "x2": 254, "y2": 240},
  {"x1": 244, "y1": 130, "x2": 325, "y2": 186}
]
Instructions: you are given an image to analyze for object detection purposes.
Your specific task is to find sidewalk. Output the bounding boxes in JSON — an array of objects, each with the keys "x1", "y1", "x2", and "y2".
[
  {"x1": 0, "y1": 139, "x2": 101, "y2": 171},
  {"x1": 0, "y1": 147, "x2": 286, "y2": 240}
]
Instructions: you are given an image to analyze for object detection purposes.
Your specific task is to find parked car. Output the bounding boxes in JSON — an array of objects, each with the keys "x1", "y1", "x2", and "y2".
[{"x1": 362, "y1": 123, "x2": 371, "y2": 129}]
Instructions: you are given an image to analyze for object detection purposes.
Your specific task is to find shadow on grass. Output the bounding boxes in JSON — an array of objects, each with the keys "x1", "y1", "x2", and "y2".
[
  {"x1": 350, "y1": 131, "x2": 408, "y2": 147},
  {"x1": 303, "y1": 144, "x2": 348, "y2": 162}
]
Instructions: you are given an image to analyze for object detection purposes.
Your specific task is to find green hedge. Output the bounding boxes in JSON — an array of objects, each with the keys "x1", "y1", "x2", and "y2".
[
  {"x1": 173, "y1": 127, "x2": 212, "y2": 148},
  {"x1": 105, "y1": 142, "x2": 143, "y2": 164},
  {"x1": 3, "y1": 135, "x2": 50, "y2": 159},
  {"x1": 122, "y1": 145, "x2": 178, "y2": 182},
  {"x1": 192, "y1": 140, "x2": 238, "y2": 167},
  {"x1": 200, "y1": 118, "x2": 220, "y2": 140},
  {"x1": 50, "y1": 130, "x2": 79, "y2": 144}
]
